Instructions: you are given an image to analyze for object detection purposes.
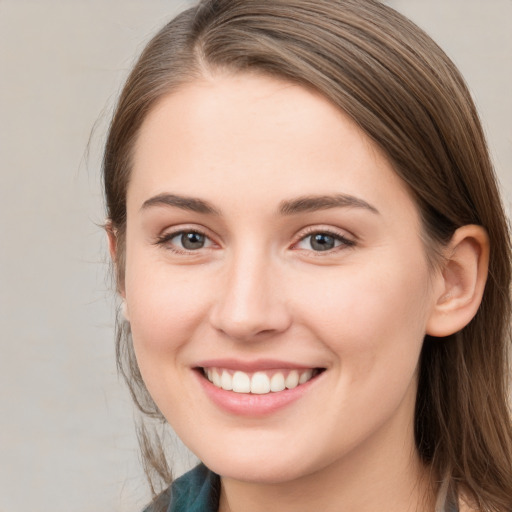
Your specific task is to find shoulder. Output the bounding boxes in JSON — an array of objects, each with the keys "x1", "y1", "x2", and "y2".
[{"x1": 142, "y1": 464, "x2": 220, "y2": 512}]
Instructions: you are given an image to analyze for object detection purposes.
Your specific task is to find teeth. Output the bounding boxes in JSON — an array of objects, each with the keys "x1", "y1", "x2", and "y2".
[
  {"x1": 232, "y1": 371, "x2": 251, "y2": 393},
  {"x1": 285, "y1": 370, "x2": 299, "y2": 389},
  {"x1": 270, "y1": 372, "x2": 285, "y2": 392},
  {"x1": 204, "y1": 367, "x2": 318, "y2": 394},
  {"x1": 251, "y1": 372, "x2": 271, "y2": 394},
  {"x1": 212, "y1": 369, "x2": 221, "y2": 387},
  {"x1": 299, "y1": 369, "x2": 313, "y2": 384},
  {"x1": 220, "y1": 370, "x2": 233, "y2": 391}
]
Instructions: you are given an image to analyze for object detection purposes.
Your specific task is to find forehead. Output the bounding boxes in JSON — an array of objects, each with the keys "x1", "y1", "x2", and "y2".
[{"x1": 128, "y1": 73, "x2": 418, "y2": 224}]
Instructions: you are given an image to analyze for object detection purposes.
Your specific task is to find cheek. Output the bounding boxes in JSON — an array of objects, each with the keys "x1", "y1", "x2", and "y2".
[
  {"x1": 294, "y1": 260, "x2": 432, "y2": 444},
  {"x1": 124, "y1": 252, "x2": 213, "y2": 359},
  {"x1": 124, "y1": 261, "x2": 217, "y2": 416},
  {"x1": 294, "y1": 255, "x2": 432, "y2": 376}
]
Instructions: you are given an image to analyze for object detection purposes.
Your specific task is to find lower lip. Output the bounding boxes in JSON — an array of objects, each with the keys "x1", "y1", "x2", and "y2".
[{"x1": 195, "y1": 369, "x2": 322, "y2": 416}]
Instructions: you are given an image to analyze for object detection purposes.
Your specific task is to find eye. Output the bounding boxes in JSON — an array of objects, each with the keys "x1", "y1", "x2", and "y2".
[
  {"x1": 295, "y1": 231, "x2": 355, "y2": 252},
  {"x1": 156, "y1": 230, "x2": 214, "y2": 252},
  {"x1": 177, "y1": 231, "x2": 207, "y2": 250}
]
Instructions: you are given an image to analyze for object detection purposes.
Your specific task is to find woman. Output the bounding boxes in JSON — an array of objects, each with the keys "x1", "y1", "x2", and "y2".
[{"x1": 103, "y1": 1, "x2": 512, "y2": 510}]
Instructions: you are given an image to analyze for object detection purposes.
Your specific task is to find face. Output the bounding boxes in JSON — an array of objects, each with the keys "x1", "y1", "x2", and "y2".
[{"x1": 122, "y1": 73, "x2": 441, "y2": 484}]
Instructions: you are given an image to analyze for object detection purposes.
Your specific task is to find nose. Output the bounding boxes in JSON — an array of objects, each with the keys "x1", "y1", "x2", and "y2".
[{"x1": 209, "y1": 249, "x2": 292, "y2": 342}]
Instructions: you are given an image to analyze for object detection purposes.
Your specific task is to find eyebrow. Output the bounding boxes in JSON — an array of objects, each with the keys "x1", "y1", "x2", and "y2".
[
  {"x1": 140, "y1": 192, "x2": 379, "y2": 216},
  {"x1": 279, "y1": 194, "x2": 379, "y2": 215},
  {"x1": 141, "y1": 193, "x2": 221, "y2": 215}
]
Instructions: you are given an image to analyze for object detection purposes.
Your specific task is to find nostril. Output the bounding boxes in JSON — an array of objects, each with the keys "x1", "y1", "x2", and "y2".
[{"x1": 209, "y1": 310, "x2": 293, "y2": 342}]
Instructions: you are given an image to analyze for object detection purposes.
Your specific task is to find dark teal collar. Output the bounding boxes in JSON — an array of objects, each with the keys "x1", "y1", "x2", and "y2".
[
  {"x1": 144, "y1": 464, "x2": 219, "y2": 512},
  {"x1": 169, "y1": 464, "x2": 220, "y2": 512}
]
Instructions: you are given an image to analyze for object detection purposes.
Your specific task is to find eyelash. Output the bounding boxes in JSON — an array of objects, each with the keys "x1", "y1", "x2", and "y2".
[{"x1": 154, "y1": 227, "x2": 356, "y2": 255}]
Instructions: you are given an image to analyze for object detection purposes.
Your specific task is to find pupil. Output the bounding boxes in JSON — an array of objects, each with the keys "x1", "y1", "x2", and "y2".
[
  {"x1": 181, "y1": 232, "x2": 205, "y2": 250},
  {"x1": 311, "y1": 233, "x2": 335, "y2": 251}
]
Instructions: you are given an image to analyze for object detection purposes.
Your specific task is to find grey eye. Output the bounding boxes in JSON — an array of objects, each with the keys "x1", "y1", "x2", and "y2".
[
  {"x1": 309, "y1": 233, "x2": 336, "y2": 251},
  {"x1": 157, "y1": 229, "x2": 214, "y2": 253},
  {"x1": 179, "y1": 232, "x2": 206, "y2": 250},
  {"x1": 295, "y1": 231, "x2": 353, "y2": 252}
]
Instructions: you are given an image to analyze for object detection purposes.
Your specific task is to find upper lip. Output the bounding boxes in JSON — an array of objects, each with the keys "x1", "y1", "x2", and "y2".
[{"x1": 195, "y1": 358, "x2": 323, "y2": 372}]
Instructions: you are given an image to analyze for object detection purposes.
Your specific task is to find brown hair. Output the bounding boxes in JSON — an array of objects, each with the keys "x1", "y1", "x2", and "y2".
[{"x1": 103, "y1": 0, "x2": 512, "y2": 509}]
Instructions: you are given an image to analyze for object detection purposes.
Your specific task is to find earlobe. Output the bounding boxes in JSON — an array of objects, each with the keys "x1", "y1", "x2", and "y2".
[{"x1": 426, "y1": 225, "x2": 489, "y2": 338}]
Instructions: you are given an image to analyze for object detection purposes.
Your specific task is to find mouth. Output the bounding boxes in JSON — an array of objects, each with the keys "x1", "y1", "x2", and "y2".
[{"x1": 199, "y1": 367, "x2": 324, "y2": 395}]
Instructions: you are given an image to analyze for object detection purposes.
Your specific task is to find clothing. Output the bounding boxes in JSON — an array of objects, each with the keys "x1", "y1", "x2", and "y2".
[
  {"x1": 143, "y1": 463, "x2": 459, "y2": 512},
  {"x1": 143, "y1": 464, "x2": 220, "y2": 512}
]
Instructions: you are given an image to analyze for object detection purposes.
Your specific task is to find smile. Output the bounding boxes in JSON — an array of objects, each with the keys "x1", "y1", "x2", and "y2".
[{"x1": 202, "y1": 368, "x2": 321, "y2": 394}]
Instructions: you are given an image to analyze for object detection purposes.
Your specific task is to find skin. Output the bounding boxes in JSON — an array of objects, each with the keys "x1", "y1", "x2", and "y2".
[{"x1": 115, "y1": 73, "x2": 488, "y2": 512}]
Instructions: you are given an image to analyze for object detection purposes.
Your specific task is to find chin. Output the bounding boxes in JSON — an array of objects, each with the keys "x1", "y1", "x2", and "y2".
[
  {"x1": 200, "y1": 449, "x2": 320, "y2": 484},
  {"x1": 214, "y1": 463, "x2": 307, "y2": 484}
]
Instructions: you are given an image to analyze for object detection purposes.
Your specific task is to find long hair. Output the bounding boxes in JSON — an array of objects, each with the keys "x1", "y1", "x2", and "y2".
[{"x1": 103, "y1": 1, "x2": 512, "y2": 509}]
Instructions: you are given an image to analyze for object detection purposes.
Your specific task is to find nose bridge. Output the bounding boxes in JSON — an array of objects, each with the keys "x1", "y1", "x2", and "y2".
[{"x1": 210, "y1": 243, "x2": 290, "y2": 340}]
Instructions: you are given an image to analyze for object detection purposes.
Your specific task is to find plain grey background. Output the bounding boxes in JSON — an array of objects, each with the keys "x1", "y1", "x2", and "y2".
[{"x1": 0, "y1": 1, "x2": 510, "y2": 511}]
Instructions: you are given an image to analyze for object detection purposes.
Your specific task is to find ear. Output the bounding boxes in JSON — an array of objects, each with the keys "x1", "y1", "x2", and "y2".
[
  {"x1": 426, "y1": 225, "x2": 489, "y2": 337},
  {"x1": 105, "y1": 220, "x2": 126, "y2": 299},
  {"x1": 105, "y1": 220, "x2": 118, "y2": 263}
]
